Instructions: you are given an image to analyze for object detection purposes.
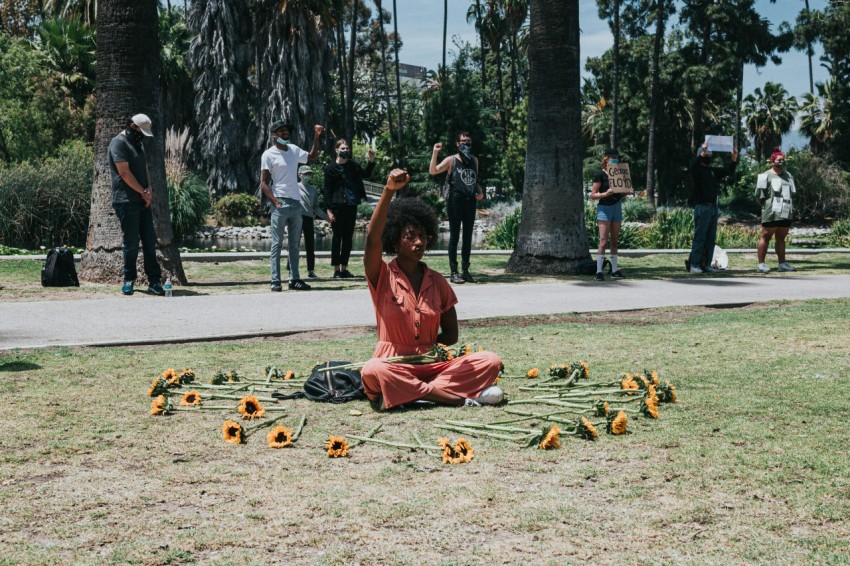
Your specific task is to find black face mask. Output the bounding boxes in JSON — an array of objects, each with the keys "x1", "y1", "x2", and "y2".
[
  {"x1": 458, "y1": 143, "x2": 474, "y2": 161},
  {"x1": 338, "y1": 150, "x2": 350, "y2": 159},
  {"x1": 127, "y1": 128, "x2": 145, "y2": 144}
]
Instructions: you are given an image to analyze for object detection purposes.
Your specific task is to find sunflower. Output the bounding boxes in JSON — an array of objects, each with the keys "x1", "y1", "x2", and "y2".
[
  {"x1": 577, "y1": 417, "x2": 599, "y2": 441},
  {"x1": 635, "y1": 374, "x2": 650, "y2": 390},
  {"x1": 161, "y1": 368, "x2": 178, "y2": 384},
  {"x1": 454, "y1": 438, "x2": 474, "y2": 463},
  {"x1": 283, "y1": 370, "x2": 295, "y2": 380},
  {"x1": 434, "y1": 343, "x2": 454, "y2": 361},
  {"x1": 148, "y1": 376, "x2": 168, "y2": 397},
  {"x1": 647, "y1": 384, "x2": 659, "y2": 404},
  {"x1": 440, "y1": 441, "x2": 460, "y2": 464},
  {"x1": 607, "y1": 411, "x2": 628, "y2": 435},
  {"x1": 594, "y1": 400, "x2": 610, "y2": 417},
  {"x1": 267, "y1": 425, "x2": 294, "y2": 448},
  {"x1": 179, "y1": 368, "x2": 195, "y2": 384},
  {"x1": 666, "y1": 381, "x2": 677, "y2": 403},
  {"x1": 580, "y1": 361, "x2": 590, "y2": 379},
  {"x1": 641, "y1": 396, "x2": 659, "y2": 419},
  {"x1": 326, "y1": 436, "x2": 350, "y2": 458},
  {"x1": 527, "y1": 368, "x2": 539, "y2": 378},
  {"x1": 648, "y1": 369, "x2": 660, "y2": 386},
  {"x1": 538, "y1": 425, "x2": 561, "y2": 450},
  {"x1": 150, "y1": 395, "x2": 169, "y2": 415},
  {"x1": 222, "y1": 420, "x2": 243, "y2": 444},
  {"x1": 180, "y1": 390, "x2": 202, "y2": 406},
  {"x1": 620, "y1": 374, "x2": 640, "y2": 394},
  {"x1": 237, "y1": 394, "x2": 265, "y2": 420},
  {"x1": 226, "y1": 371, "x2": 239, "y2": 383},
  {"x1": 549, "y1": 365, "x2": 567, "y2": 379}
]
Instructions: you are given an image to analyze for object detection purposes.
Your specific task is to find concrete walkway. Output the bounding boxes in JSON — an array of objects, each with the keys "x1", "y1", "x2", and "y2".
[{"x1": 2, "y1": 274, "x2": 849, "y2": 350}]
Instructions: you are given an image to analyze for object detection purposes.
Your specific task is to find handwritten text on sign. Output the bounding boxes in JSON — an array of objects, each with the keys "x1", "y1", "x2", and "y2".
[{"x1": 606, "y1": 163, "x2": 632, "y2": 194}]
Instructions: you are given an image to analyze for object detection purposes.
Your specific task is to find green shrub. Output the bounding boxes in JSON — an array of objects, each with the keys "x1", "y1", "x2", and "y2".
[
  {"x1": 641, "y1": 207, "x2": 694, "y2": 249},
  {"x1": 168, "y1": 172, "x2": 210, "y2": 240},
  {"x1": 720, "y1": 156, "x2": 762, "y2": 220},
  {"x1": 357, "y1": 202, "x2": 373, "y2": 221},
  {"x1": 785, "y1": 150, "x2": 850, "y2": 221},
  {"x1": 0, "y1": 140, "x2": 92, "y2": 248},
  {"x1": 213, "y1": 193, "x2": 261, "y2": 226},
  {"x1": 485, "y1": 206, "x2": 521, "y2": 250},
  {"x1": 828, "y1": 218, "x2": 850, "y2": 247},
  {"x1": 715, "y1": 225, "x2": 759, "y2": 248},
  {"x1": 621, "y1": 197, "x2": 655, "y2": 222},
  {"x1": 584, "y1": 201, "x2": 599, "y2": 248}
]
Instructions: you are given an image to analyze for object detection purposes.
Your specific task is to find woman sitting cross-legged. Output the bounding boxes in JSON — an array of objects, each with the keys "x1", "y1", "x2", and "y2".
[{"x1": 361, "y1": 169, "x2": 504, "y2": 411}]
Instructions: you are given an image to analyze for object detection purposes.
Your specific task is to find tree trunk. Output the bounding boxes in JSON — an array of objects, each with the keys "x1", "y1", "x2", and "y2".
[
  {"x1": 804, "y1": 0, "x2": 813, "y2": 94},
  {"x1": 375, "y1": 0, "x2": 394, "y2": 147},
  {"x1": 442, "y1": 0, "x2": 447, "y2": 78},
  {"x1": 507, "y1": 0, "x2": 587, "y2": 274},
  {"x1": 476, "y1": 0, "x2": 487, "y2": 93},
  {"x1": 392, "y1": 0, "x2": 403, "y2": 147},
  {"x1": 336, "y1": 19, "x2": 349, "y2": 136},
  {"x1": 609, "y1": 0, "x2": 620, "y2": 149},
  {"x1": 691, "y1": 10, "x2": 710, "y2": 150},
  {"x1": 81, "y1": 0, "x2": 185, "y2": 284},
  {"x1": 510, "y1": 34, "x2": 518, "y2": 107},
  {"x1": 735, "y1": 61, "x2": 744, "y2": 149},
  {"x1": 645, "y1": 0, "x2": 664, "y2": 206},
  {"x1": 346, "y1": 0, "x2": 358, "y2": 141},
  {"x1": 496, "y1": 46, "x2": 507, "y2": 148}
]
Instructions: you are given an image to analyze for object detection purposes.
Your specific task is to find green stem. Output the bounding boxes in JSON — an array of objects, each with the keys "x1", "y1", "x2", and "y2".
[
  {"x1": 435, "y1": 424, "x2": 530, "y2": 442},
  {"x1": 244, "y1": 414, "x2": 286, "y2": 435},
  {"x1": 292, "y1": 415, "x2": 307, "y2": 441},
  {"x1": 347, "y1": 435, "x2": 440, "y2": 452},
  {"x1": 350, "y1": 424, "x2": 383, "y2": 448},
  {"x1": 444, "y1": 420, "x2": 534, "y2": 434},
  {"x1": 206, "y1": 393, "x2": 277, "y2": 402}
]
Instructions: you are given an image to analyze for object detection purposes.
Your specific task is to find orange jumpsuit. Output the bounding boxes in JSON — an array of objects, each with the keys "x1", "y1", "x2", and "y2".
[{"x1": 361, "y1": 258, "x2": 502, "y2": 409}]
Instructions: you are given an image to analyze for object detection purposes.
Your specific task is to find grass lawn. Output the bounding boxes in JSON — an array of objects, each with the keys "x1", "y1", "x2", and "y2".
[
  {"x1": 1, "y1": 299, "x2": 848, "y2": 564},
  {"x1": 2, "y1": 251, "x2": 850, "y2": 302}
]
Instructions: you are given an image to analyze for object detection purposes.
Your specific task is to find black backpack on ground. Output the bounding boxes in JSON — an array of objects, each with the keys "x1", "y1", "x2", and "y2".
[
  {"x1": 576, "y1": 257, "x2": 611, "y2": 276},
  {"x1": 41, "y1": 247, "x2": 80, "y2": 287},
  {"x1": 273, "y1": 361, "x2": 365, "y2": 403}
]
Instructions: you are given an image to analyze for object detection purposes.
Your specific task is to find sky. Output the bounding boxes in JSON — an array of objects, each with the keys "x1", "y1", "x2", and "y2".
[{"x1": 391, "y1": 0, "x2": 830, "y2": 101}]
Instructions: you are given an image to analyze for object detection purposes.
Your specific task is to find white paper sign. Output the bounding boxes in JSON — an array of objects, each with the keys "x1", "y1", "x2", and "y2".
[{"x1": 705, "y1": 135, "x2": 734, "y2": 153}]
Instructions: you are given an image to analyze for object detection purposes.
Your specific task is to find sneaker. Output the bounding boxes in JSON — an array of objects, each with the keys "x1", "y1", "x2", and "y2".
[
  {"x1": 450, "y1": 272, "x2": 465, "y2": 284},
  {"x1": 333, "y1": 270, "x2": 343, "y2": 279},
  {"x1": 339, "y1": 269, "x2": 355, "y2": 278},
  {"x1": 703, "y1": 265, "x2": 720, "y2": 273},
  {"x1": 461, "y1": 271, "x2": 477, "y2": 283},
  {"x1": 757, "y1": 263, "x2": 771, "y2": 273},
  {"x1": 689, "y1": 266, "x2": 704, "y2": 274},
  {"x1": 463, "y1": 398, "x2": 482, "y2": 408},
  {"x1": 685, "y1": 259, "x2": 691, "y2": 272},
  {"x1": 595, "y1": 272, "x2": 605, "y2": 281},
  {"x1": 121, "y1": 281, "x2": 134, "y2": 295},
  {"x1": 610, "y1": 270, "x2": 625, "y2": 279},
  {"x1": 288, "y1": 280, "x2": 312, "y2": 290},
  {"x1": 307, "y1": 270, "x2": 319, "y2": 279},
  {"x1": 778, "y1": 262, "x2": 796, "y2": 272},
  {"x1": 271, "y1": 284, "x2": 283, "y2": 292},
  {"x1": 148, "y1": 282, "x2": 165, "y2": 296},
  {"x1": 475, "y1": 385, "x2": 504, "y2": 405}
]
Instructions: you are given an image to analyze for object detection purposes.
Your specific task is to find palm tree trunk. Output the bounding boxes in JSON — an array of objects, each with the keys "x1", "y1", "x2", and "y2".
[
  {"x1": 442, "y1": 0, "x2": 448, "y2": 78},
  {"x1": 692, "y1": 10, "x2": 710, "y2": 150},
  {"x1": 735, "y1": 61, "x2": 744, "y2": 149},
  {"x1": 610, "y1": 0, "x2": 620, "y2": 149},
  {"x1": 375, "y1": 0, "x2": 394, "y2": 147},
  {"x1": 804, "y1": 0, "x2": 813, "y2": 94},
  {"x1": 336, "y1": 19, "x2": 349, "y2": 135},
  {"x1": 392, "y1": 0, "x2": 403, "y2": 147},
  {"x1": 646, "y1": 0, "x2": 664, "y2": 206},
  {"x1": 510, "y1": 34, "x2": 518, "y2": 107},
  {"x1": 496, "y1": 47, "x2": 507, "y2": 148},
  {"x1": 347, "y1": 0, "x2": 358, "y2": 141},
  {"x1": 82, "y1": 0, "x2": 185, "y2": 284},
  {"x1": 508, "y1": 0, "x2": 587, "y2": 274},
  {"x1": 476, "y1": 0, "x2": 487, "y2": 93}
]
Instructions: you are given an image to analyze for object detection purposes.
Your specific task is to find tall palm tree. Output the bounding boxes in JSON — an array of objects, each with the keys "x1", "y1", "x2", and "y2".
[
  {"x1": 799, "y1": 81, "x2": 834, "y2": 155},
  {"x1": 645, "y1": 0, "x2": 667, "y2": 206},
  {"x1": 467, "y1": 0, "x2": 488, "y2": 92},
  {"x1": 34, "y1": 16, "x2": 96, "y2": 109},
  {"x1": 374, "y1": 0, "x2": 394, "y2": 147},
  {"x1": 81, "y1": 0, "x2": 185, "y2": 284},
  {"x1": 503, "y1": 0, "x2": 528, "y2": 107},
  {"x1": 43, "y1": 0, "x2": 97, "y2": 26},
  {"x1": 391, "y1": 0, "x2": 403, "y2": 147},
  {"x1": 508, "y1": 0, "x2": 588, "y2": 274},
  {"x1": 742, "y1": 82, "x2": 798, "y2": 160},
  {"x1": 482, "y1": 0, "x2": 507, "y2": 146}
]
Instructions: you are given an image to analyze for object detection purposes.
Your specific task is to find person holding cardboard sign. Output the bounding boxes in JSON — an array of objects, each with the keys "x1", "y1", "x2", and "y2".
[
  {"x1": 590, "y1": 148, "x2": 630, "y2": 280},
  {"x1": 687, "y1": 141, "x2": 738, "y2": 274}
]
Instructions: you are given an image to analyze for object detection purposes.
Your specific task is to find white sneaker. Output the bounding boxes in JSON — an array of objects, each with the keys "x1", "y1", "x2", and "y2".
[
  {"x1": 778, "y1": 262, "x2": 796, "y2": 272},
  {"x1": 757, "y1": 263, "x2": 770, "y2": 273},
  {"x1": 689, "y1": 266, "x2": 704, "y2": 274},
  {"x1": 463, "y1": 398, "x2": 482, "y2": 408},
  {"x1": 475, "y1": 385, "x2": 504, "y2": 406}
]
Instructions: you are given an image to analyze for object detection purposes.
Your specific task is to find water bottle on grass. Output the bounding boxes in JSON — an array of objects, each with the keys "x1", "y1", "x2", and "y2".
[{"x1": 164, "y1": 277, "x2": 172, "y2": 298}]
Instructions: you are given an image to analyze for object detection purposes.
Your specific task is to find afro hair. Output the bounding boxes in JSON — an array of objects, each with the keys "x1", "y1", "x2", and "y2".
[{"x1": 381, "y1": 197, "x2": 440, "y2": 255}]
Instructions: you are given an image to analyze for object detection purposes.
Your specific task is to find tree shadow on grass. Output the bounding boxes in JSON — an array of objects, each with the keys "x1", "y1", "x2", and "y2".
[{"x1": 0, "y1": 361, "x2": 41, "y2": 371}]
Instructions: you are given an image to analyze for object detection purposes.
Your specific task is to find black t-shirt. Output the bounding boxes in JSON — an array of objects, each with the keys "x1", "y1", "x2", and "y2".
[
  {"x1": 108, "y1": 132, "x2": 148, "y2": 204},
  {"x1": 593, "y1": 170, "x2": 622, "y2": 206}
]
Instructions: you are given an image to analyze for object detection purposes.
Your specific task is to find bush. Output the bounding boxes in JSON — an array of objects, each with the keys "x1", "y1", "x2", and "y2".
[
  {"x1": 168, "y1": 173, "x2": 210, "y2": 240},
  {"x1": 357, "y1": 202, "x2": 373, "y2": 221},
  {"x1": 621, "y1": 197, "x2": 655, "y2": 222},
  {"x1": 213, "y1": 193, "x2": 261, "y2": 226},
  {"x1": 640, "y1": 207, "x2": 694, "y2": 249},
  {"x1": 715, "y1": 225, "x2": 759, "y2": 248},
  {"x1": 720, "y1": 156, "x2": 762, "y2": 220},
  {"x1": 485, "y1": 206, "x2": 521, "y2": 249},
  {"x1": 0, "y1": 140, "x2": 92, "y2": 248},
  {"x1": 785, "y1": 150, "x2": 850, "y2": 221},
  {"x1": 828, "y1": 218, "x2": 850, "y2": 247}
]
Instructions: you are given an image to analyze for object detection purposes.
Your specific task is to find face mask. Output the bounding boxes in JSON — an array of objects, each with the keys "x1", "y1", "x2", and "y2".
[
  {"x1": 774, "y1": 161, "x2": 785, "y2": 169},
  {"x1": 338, "y1": 150, "x2": 350, "y2": 159},
  {"x1": 275, "y1": 136, "x2": 289, "y2": 146},
  {"x1": 128, "y1": 128, "x2": 145, "y2": 144},
  {"x1": 609, "y1": 158, "x2": 619, "y2": 164},
  {"x1": 458, "y1": 144, "x2": 474, "y2": 160}
]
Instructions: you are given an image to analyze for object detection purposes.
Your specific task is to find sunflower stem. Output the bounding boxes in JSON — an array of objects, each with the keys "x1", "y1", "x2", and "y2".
[
  {"x1": 207, "y1": 393, "x2": 276, "y2": 402},
  {"x1": 349, "y1": 424, "x2": 383, "y2": 448},
  {"x1": 444, "y1": 420, "x2": 534, "y2": 434},
  {"x1": 244, "y1": 414, "x2": 286, "y2": 435},
  {"x1": 346, "y1": 435, "x2": 440, "y2": 452},
  {"x1": 435, "y1": 424, "x2": 530, "y2": 442},
  {"x1": 292, "y1": 415, "x2": 307, "y2": 441}
]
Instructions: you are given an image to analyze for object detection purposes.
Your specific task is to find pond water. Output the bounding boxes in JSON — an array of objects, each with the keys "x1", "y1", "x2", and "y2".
[{"x1": 182, "y1": 230, "x2": 486, "y2": 252}]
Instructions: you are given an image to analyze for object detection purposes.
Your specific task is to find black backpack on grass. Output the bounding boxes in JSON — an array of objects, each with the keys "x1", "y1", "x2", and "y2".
[
  {"x1": 273, "y1": 361, "x2": 365, "y2": 404},
  {"x1": 41, "y1": 247, "x2": 79, "y2": 287},
  {"x1": 576, "y1": 257, "x2": 611, "y2": 276}
]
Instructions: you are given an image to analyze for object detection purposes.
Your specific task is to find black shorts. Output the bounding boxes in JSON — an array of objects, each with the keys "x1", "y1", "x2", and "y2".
[{"x1": 762, "y1": 219, "x2": 792, "y2": 228}]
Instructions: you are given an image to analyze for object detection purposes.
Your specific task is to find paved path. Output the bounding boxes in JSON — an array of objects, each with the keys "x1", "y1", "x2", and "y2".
[{"x1": 2, "y1": 274, "x2": 849, "y2": 350}]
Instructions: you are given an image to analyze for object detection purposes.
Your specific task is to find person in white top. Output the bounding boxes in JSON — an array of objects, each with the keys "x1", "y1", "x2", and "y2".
[{"x1": 260, "y1": 120, "x2": 323, "y2": 291}]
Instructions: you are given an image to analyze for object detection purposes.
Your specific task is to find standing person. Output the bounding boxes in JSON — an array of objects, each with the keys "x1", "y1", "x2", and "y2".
[
  {"x1": 755, "y1": 148, "x2": 796, "y2": 273},
  {"x1": 260, "y1": 120, "x2": 323, "y2": 291},
  {"x1": 687, "y1": 141, "x2": 738, "y2": 274},
  {"x1": 322, "y1": 140, "x2": 375, "y2": 278},
  {"x1": 589, "y1": 148, "x2": 629, "y2": 281},
  {"x1": 360, "y1": 169, "x2": 504, "y2": 411},
  {"x1": 108, "y1": 113, "x2": 164, "y2": 296},
  {"x1": 429, "y1": 131, "x2": 485, "y2": 284},
  {"x1": 297, "y1": 165, "x2": 328, "y2": 279}
]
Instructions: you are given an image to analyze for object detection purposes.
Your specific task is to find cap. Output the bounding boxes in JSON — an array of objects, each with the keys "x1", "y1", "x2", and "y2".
[
  {"x1": 604, "y1": 147, "x2": 620, "y2": 158},
  {"x1": 131, "y1": 114, "x2": 154, "y2": 137},
  {"x1": 299, "y1": 165, "x2": 313, "y2": 175},
  {"x1": 270, "y1": 120, "x2": 294, "y2": 134}
]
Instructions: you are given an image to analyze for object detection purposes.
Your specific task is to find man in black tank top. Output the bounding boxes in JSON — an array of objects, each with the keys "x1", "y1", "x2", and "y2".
[{"x1": 429, "y1": 131, "x2": 484, "y2": 284}]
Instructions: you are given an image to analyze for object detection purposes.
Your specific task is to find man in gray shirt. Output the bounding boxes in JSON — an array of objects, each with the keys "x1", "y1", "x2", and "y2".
[{"x1": 108, "y1": 113, "x2": 164, "y2": 295}]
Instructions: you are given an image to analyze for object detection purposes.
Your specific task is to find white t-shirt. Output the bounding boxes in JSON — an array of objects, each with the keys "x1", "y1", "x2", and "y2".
[{"x1": 261, "y1": 144, "x2": 309, "y2": 200}]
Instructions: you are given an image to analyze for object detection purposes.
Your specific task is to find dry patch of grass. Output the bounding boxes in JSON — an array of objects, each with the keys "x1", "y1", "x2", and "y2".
[{"x1": 1, "y1": 300, "x2": 849, "y2": 564}]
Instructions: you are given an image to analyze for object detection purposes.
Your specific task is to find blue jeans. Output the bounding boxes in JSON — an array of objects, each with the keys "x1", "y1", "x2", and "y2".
[
  {"x1": 270, "y1": 198, "x2": 302, "y2": 284},
  {"x1": 112, "y1": 201, "x2": 161, "y2": 283},
  {"x1": 689, "y1": 204, "x2": 718, "y2": 268}
]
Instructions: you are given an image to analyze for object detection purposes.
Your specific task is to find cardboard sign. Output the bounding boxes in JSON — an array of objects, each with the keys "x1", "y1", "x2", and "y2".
[
  {"x1": 705, "y1": 135, "x2": 734, "y2": 153},
  {"x1": 606, "y1": 163, "x2": 632, "y2": 194}
]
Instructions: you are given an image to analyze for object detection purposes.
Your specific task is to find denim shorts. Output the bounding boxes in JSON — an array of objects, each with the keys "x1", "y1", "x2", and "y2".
[{"x1": 597, "y1": 202, "x2": 623, "y2": 222}]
